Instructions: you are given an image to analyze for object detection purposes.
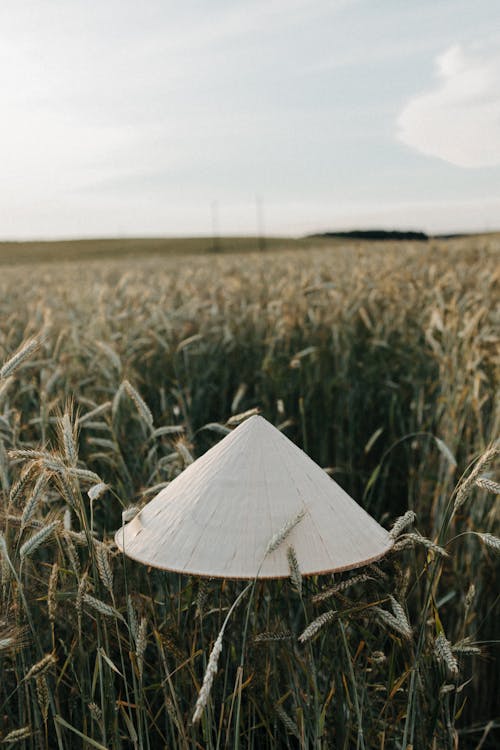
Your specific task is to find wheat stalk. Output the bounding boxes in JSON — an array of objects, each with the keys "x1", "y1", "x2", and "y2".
[
  {"x1": 96, "y1": 341, "x2": 122, "y2": 373},
  {"x1": 36, "y1": 676, "x2": 49, "y2": 722},
  {"x1": 392, "y1": 532, "x2": 448, "y2": 557},
  {"x1": 276, "y1": 705, "x2": 300, "y2": 737},
  {"x1": 452, "y1": 637, "x2": 481, "y2": 655},
  {"x1": 78, "y1": 401, "x2": 112, "y2": 425},
  {"x1": 1, "y1": 726, "x2": 32, "y2": 743},
  {"x1": 47, "y1": 563, "x2": 58, "y2": 622},
  {"x1": 477, "y1": 533, "x2": 500, "y2": 553},
  {"x1": 0, "y1": 338, "x2": 40, "y2": 379},
  {"x1": 196, "y1": 579, "x2": 209, "y2": 619},
  {"x1": 88, "y1": 482, "x2": 108, "y2": 501},
  {"x1": 83, "y1": 594, "x2": 124, "y2": 622},
  {"x1": 21, "y1": 473, "x2": 47, "y2": 529},
  {"x1": 127, "y1": 595, "x2": 138, "y2": 640},
  {"x1": 20, "y1": 521, "x2": 59, "y2": 560},
  {"x1": 76, "y1": 572, "x2": 88, "y2": 635},
  {"x1": 136, "y1": 617, "x2": 148, "y2": 680},
  {"x1": 68, "y1": 467, "x2": 103, "y2": 484},
  {"x1": 389, "y1": 510, "x2": 416, "y2": 539},
  {"x1": 434, "y1": 633, "x2": 458, "y2": 676},
  {"x1": 192, "y1": 583, "x2": 251, "y2": 724},
  {"x1": 287, "y1": 546, "x2": 302, "y2": 594},
  {"x1": 94, "y1": 543, "x2": 113, "y2": 593},
  {"x1": 299, "y1": 610, "x2": 336, "y2": 643},
  {"x1": 123, "y1": 379, "x2": 154, "y2": 428},
  {"x1": 9, "y1": 462, "x2": 39, "y2": 506},
  {"x1": 464, "y1": 583, "x2": 475, "y2": 611},
  {"x1": 254, "y1": 629, "x2": 292, "y2": 643},
  {"x1": 175, "y1": 439, "x2": 194, "y2": 466},
  {"x1": 88, "y1": 702, "x2": 102, "y2": 721},
  {"x1": 192, "y1": 629, "x2": 224, "y2": 723},
  {"x1": 312, "y1": 573, "x2": 373, "y2": 603},
  {"x1": 25, "y1": 653, "x2": 56, "y2": 681},
  {"x1": 454, "y1": 445, "x2": 499, "y2": 510},
  {"x1": 60, "y1": 412, "x2": 78, "y2": 467},
  {"x1": 64, "y1": 532, "x2": 80, "y2": 574},
  {"x1": 475, "y1": 476, "x2": 500, "y2": 494},
  {"x1": 122, "y1": 506, "x2": 140, "y2": 523},
  {"x1": 266, "y1": 510, "x2": 305, "y2": 554},
  {"x1": 373, "y1": 596, "x2": 412, "y2": 640}
]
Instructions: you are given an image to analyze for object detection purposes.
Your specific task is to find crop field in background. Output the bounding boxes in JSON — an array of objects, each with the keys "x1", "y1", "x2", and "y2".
[
  {"x1": 0, "y1": 236, "x2": 312, "y2": 267},
  {"x1": 0, "y1": 236, "x2": 498, "y2": 748}
]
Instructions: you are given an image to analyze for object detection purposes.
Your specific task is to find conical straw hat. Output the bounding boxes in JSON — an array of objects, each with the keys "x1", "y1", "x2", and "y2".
[{"x1": 115, "y1": 415, "x2": 393, "y2": 578}]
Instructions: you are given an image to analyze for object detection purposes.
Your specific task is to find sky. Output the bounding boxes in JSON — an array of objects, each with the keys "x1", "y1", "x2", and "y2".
[{"x1": 1, "y1": 0, "x2": 500, "y2": 239}]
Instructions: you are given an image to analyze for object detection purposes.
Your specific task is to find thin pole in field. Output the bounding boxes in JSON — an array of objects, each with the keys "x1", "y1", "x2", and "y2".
[
  {"x1": 211, "y1": 199, "x2": 220, "y2": 253},
  {"x1": 256, "y1": 194, "x2": 266, "y2": 252}
]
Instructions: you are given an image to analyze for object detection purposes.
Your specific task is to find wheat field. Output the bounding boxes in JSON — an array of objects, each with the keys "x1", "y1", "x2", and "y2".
[{"x1": 0, "y1": 236, "x2": 498, "y2": 749}]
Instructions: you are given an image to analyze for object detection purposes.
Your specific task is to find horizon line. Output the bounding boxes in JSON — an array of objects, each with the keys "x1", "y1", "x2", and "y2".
[{"x1": 1, "y1": 228, "x2": 499, "y2": 243}]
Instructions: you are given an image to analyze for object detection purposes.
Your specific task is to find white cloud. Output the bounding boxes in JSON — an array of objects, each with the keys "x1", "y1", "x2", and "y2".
[{"x1": 397, "y1": 44, "x2": 500, "y2": 167}]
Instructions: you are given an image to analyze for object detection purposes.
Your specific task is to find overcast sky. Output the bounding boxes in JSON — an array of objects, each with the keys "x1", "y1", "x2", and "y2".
[{"x1": 1, "y1": 0, "x2": 500, "y2": 239}]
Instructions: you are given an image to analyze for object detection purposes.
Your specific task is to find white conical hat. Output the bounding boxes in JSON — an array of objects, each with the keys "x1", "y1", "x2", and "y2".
[{"x1": 115, "y1": 415, "x2": 393, "y2": 578}]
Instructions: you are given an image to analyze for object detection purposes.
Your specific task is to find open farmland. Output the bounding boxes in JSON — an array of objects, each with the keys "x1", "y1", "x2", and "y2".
[{"x1": 0, "y1": 236, "x2": 499, "y2": 748}]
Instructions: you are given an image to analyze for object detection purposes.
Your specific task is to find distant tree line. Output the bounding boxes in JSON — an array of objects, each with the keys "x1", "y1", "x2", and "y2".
[{"x1": 308, "y1": 229, "x2": 429, "y2": 241}]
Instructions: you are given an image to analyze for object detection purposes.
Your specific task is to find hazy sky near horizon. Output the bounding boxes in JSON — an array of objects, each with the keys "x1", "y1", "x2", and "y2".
[{"x1": 1, "y1": 0, "x2": 500, "y2": 239}]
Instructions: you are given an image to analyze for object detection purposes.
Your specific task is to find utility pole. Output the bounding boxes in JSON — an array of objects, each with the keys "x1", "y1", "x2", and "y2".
[
  {"x1": 211, "y1": 199, "x2": 220, "y2": 253},
  {"x1": 256, "y1": 194, "x2": 266, "y2": 252}
]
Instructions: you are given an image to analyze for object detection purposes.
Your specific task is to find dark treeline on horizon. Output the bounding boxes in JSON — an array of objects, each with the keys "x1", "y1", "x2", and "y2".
[{"x1": 309, "y1": 229, "x2": 429, "y2": 241}]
